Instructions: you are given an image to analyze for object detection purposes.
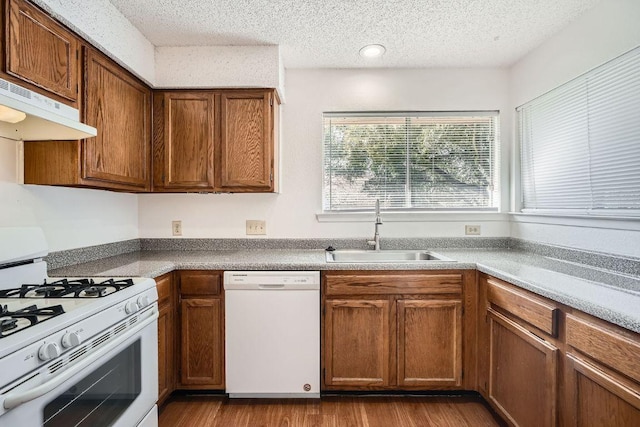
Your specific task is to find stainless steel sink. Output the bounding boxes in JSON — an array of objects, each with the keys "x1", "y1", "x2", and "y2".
[{"x1": 325, "y1": 249, "x2": 455, "y2": 263}]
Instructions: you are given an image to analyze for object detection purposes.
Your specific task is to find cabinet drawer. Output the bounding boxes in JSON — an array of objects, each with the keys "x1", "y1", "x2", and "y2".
[
  {"x1": 325, "y1": 273, "x2": 462, "y2": 296},
  {"x1": 156, "y1": 273, "x2": 172, "y2": 305},
  {"x1": 566, "y1": 314, "x2": 640, "y2": 383},
  {"x1": 180, "y1": 272, "x2": 221, "y2": 296},
  {"x1": 487, "y1": 278, "x2": 558, "y2": 336}
]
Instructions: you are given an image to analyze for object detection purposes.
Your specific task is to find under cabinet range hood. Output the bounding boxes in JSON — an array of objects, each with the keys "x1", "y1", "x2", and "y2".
[{"x1": 0, "y1": 78, "x2": 97, "y2": 141}]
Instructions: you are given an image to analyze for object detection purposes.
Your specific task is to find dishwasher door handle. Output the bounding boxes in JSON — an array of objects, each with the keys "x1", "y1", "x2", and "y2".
[{"x1": 258, "y1": 284, "x2": 286, "y2": 289}]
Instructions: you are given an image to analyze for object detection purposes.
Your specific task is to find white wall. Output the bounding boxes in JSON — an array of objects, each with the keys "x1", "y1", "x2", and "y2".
[
  {"x1": 32, "y1": 0, "x2": 156, "y2": 84},
  {"x1": 509, "y1": 0, "x2": 640, "y2": 257},
  {"x1": 0, "y1": 138, "x2": 138, "y2": 251},
  {"x1": 138, "y1": 68, "x2": 511, "y2": 239},
  {"x1": 155, "y1": 46, "x2": 285, "y2": 99}
]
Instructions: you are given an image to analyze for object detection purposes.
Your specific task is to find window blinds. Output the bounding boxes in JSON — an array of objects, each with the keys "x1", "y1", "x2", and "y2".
[
  {"x1": 323, "y1": 111, "x2": 500, "y2": 211},
  {"x1": 518, "y1": 46, "x2": 640, "y2": 216}
]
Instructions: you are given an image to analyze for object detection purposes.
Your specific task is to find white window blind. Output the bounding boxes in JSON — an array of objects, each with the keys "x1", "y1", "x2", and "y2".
[
  {"x1": 518, "y1": 45, "x2": 640, "y2": 216},
  {"x1": 322, "y1": 111, "x2": 500, "y2": 211}
]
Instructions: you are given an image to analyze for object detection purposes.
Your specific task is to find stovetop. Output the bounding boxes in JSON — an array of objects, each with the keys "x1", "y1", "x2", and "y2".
[
  {"x1": 0, "y1": 303, "x2": 64, "y2": 338},
  {"x1": 0, "y1": 278, "x2": 139, "y2": 338},
  {"x1": 0, "y1": 278, "x2": 136, "y2": 299}
]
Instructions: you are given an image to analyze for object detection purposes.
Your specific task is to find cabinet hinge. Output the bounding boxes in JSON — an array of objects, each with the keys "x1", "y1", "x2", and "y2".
[
  {"x1": 270, "y1": 171, "x2": 273, "y2": 183},
  {"x1": 269, "y1": 96, "x2": 273, "y2": 106}
]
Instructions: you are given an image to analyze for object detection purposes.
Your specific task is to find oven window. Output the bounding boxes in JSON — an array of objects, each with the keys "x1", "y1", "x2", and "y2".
[{"x1": 43, "y1": 340, "x2": 142, "y2": 427}]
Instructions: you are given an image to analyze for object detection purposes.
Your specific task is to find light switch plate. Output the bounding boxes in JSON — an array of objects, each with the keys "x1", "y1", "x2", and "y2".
[{"x1": 246, "y1": 220, "x2": 266, "y2": 235}]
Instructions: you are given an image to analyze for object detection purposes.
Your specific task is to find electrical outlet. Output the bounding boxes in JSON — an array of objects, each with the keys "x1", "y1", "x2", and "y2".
[
  {"x1": 465, "y1": 225, "x2": 481, "y2": 236},
  {"x1": 246, "y1": 220, "x2": 266, "y2": 235},
  {"x1": 172, "y1": 220, "x2": 182, "y2": 236}
]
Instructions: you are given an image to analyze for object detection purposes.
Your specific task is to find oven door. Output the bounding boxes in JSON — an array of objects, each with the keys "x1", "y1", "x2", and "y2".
[{"x1": 0, "y1": 306, "x2": 158, "y2": 427}]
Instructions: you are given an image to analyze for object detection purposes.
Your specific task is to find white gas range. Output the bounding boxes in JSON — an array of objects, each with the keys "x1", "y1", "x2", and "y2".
[{"x1": 0, "y1": 227, "x2": 158, "y2": 427}]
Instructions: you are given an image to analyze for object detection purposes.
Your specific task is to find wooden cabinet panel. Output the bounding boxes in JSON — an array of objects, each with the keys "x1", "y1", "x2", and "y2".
[
  {"x1": 83, "y1": 48, "x2": 150, "y2": 190},
  {"x1": 324, "y1": 299, "x2": 391, "y2": 387},
  {"x1": 154, "y1": 91, "x2": 215, "y2": 190},
  {"x1": 217, "y1": 90, "x2": 274, "y2": 192},
  {"x1": 158, "y1": 301, "x2": 173, "y2": 405},
  {"x1": 179, "y1": 270, "x2": 221, "y2": 296},
  {"x1": 566, "y1": 314, "x2": 640, "y2": 383},
  {"x1": 565, "y1": 354, "x2": 640, "y2": 427},
  {"x1": 325, "y1": 273, "x2": 463, "y2": 296},
  {"x1": 179, "y1": 298, "x2": 224, "y2": 387},
  {"x1": 156, "y1": 272, "x2": 174, "y2": 406},
  {"x1": 397, "y1": 299, "x2": 462, "y2": 387},
  {"x1": 487, "y1": 308, "x2": 558, "y2": 427},
  {"x1": 487, "y1": 278, "x2": 558, "y2": 336},
  {"x1": 6, "y1": 0, "x2": 78, "y2": 101}
]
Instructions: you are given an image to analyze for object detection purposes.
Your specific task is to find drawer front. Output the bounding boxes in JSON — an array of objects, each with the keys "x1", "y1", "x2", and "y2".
[
  {"x1": 156, "y1": 273, "x2": 172, "y2": 305},
  {"x1": 487, "y1": 278, "x2": 558, "y2": 336},
  {"x1": 325, "y1": 273, "x2": 462, "y2": 296},
  {"x1": 566, "y1": 314, "x2": 640, "y2": 383},
  {"x1": 180, "y1": 271, "x2": 221, "y2": 296}
]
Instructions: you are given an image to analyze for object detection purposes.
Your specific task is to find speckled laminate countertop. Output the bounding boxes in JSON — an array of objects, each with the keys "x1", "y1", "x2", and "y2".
[{"x1": 50, "y1": 248, "x2": 640, "y2": 334}]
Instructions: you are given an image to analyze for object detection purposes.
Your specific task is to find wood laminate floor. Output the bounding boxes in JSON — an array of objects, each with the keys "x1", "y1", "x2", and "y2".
[{"x1": 159, "y1": 394, "x2": 505, "y2": 427}]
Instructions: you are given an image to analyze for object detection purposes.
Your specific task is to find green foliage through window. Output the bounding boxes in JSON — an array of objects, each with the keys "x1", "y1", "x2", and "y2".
[{"x1": 323, "y1": 112, "x2": 500, "y2": 211}]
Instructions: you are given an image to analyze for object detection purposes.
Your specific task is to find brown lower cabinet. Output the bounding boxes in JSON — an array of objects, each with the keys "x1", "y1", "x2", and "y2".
[
  {"x1": 478, "y1": 273, "x2": 640, "y2": 427},
  {"x1": 156, "y1": 272, "x2": 175, "y2": 406},
  {"x1": 177, "y1": 270, "x2": 225, "y2": 390},
  {"x1": 322, "y1": 270, "x2": 474, "y2": 391}
]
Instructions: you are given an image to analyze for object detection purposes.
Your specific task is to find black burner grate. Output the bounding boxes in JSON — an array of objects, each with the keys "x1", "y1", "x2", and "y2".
[
  {"x1": 0, "y1": 304, "x2": 65, "y2": 338},
  {"x1": 0, "y1": 278, "x2": 135, "y2": 298}
]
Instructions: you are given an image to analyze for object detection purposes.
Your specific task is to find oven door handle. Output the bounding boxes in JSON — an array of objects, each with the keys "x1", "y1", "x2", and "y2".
[{"x1": 2, "y1": 308, "x2": 158, "y2": 410}]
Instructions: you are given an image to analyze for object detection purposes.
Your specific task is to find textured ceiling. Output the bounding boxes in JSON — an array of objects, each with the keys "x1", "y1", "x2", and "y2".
[{"x1": 108, "y1": 0, "x2": 601, "y2": 68}]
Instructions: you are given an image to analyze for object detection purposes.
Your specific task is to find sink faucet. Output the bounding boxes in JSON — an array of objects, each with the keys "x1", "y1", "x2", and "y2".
[{"x1": 367, "y1": 199, "x2": 382, "y2": 251}]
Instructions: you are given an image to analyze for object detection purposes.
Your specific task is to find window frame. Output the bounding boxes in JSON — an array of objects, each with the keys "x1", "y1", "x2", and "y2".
[{"x1": 321, "y1": 110, "x2": 501, "y2": 213}]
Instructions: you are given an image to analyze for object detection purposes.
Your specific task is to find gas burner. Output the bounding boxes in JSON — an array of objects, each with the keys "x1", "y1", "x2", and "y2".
[
  {"x1": 0, "y1": 278, "x2": 135, "y2": 299},
  {"x1": 81, "y1": 286, "x2": 108, "y2": 297},
  {"x1": 0, "y1": 304, "x2": 65, "y2": 338},
  {"x1": 0, "y1": 318, "x2": 18, "y2": 332}
]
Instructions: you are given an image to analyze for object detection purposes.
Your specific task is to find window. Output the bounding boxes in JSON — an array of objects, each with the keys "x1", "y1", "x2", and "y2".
[
  {"x1": 518, "y1": 46, "x2": 640, "y2": 217},
  {"x1": 322, "y1": 111, "x2": 500, "y2": 211}
]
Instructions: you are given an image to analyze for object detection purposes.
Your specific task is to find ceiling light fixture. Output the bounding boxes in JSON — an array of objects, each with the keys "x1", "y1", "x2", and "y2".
[{"x1": 359, "y1": 44, "x2": 386, "y2": 59}]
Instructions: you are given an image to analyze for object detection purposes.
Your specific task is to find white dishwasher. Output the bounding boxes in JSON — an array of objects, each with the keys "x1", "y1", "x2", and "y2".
[{"x1": 224, "y1": 271, "x2": 320, "y2": 398}]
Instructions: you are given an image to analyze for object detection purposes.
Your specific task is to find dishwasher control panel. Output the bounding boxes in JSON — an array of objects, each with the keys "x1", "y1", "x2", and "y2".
[{"x1": 223, "y1": 271, "x2": 320, "y2": 290}]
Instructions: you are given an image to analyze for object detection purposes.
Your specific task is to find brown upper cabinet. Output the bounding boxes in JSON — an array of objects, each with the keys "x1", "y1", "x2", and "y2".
[
  {"x1": 217, "y1": 90, "x2": 277, "y2": 192},
  {"x1": 152, "y1": 91, "x2": 216, "y2": 191},
  {"x1": 24, "y1": 47, "x2": 152, "y2": 191},
  {"x1": 82, "y1": 47, "x2": 151, "y2": 190},
  {"x1": 4, "y1": 0, "x2": 79, "y2": 103},
  {"x1": 153, "y1": 89, "x2": 279, "y2": 193}
]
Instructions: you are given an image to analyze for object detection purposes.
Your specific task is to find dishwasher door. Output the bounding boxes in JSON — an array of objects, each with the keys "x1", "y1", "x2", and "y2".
[{"x1": 224, "y1": 271, "x2": 320, "y2": 398}]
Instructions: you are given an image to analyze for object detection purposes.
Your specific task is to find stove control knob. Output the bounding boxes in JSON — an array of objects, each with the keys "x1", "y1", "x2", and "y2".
[
  {"x1": 61, "y1": 332, "x2": 82, "y2": 348},
  {"x1": 125, "y1": 300, "x2": 140, "y2": 314},
  {"x1": 38, "y1": 342, "x2": 61, "y2": 361},
  {"x1": 137, "y1": 295, "x2": 150, "y2": 308}
]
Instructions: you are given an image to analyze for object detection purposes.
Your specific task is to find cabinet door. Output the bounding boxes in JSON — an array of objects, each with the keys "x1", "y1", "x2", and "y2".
[
  {"x1": 565, "y1": 354, "x2": 640, "y2": 427},
  {"x1": 160, "y1": 92, "x2": 215, "y2": 190},
  {"x1": 157, "y1": 302, "x2": 173, "y2": 405},
  {"x1": 179, "y1": 298, "x2": 224, "y2": 388},
  {"x1": 397, "y1": 299, "x2": 462, "y2": 387},
  {"x1": 217, "y1": 90, "x2": 274, "y2": 192},
  {"x1": 83, "y1": 48, "x2": 150, "y2": 190},
  {"x1": 324, "y1": 299, "x2": 391, "y2": 387},
  {"x1": 6, "y1": 0, "x2": 78, "y2": 101},
  {"x1": 487, "y1": 308, "x2": 558, "y2": 427}
]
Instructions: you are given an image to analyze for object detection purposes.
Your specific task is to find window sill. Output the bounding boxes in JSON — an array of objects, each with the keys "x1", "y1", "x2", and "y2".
[
  {"x1": 510, "y1": 212, "x2": 640, "y2": 231},
  {"x1": 316, "y1": 211, "x2": 509, "y2": 223}
]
